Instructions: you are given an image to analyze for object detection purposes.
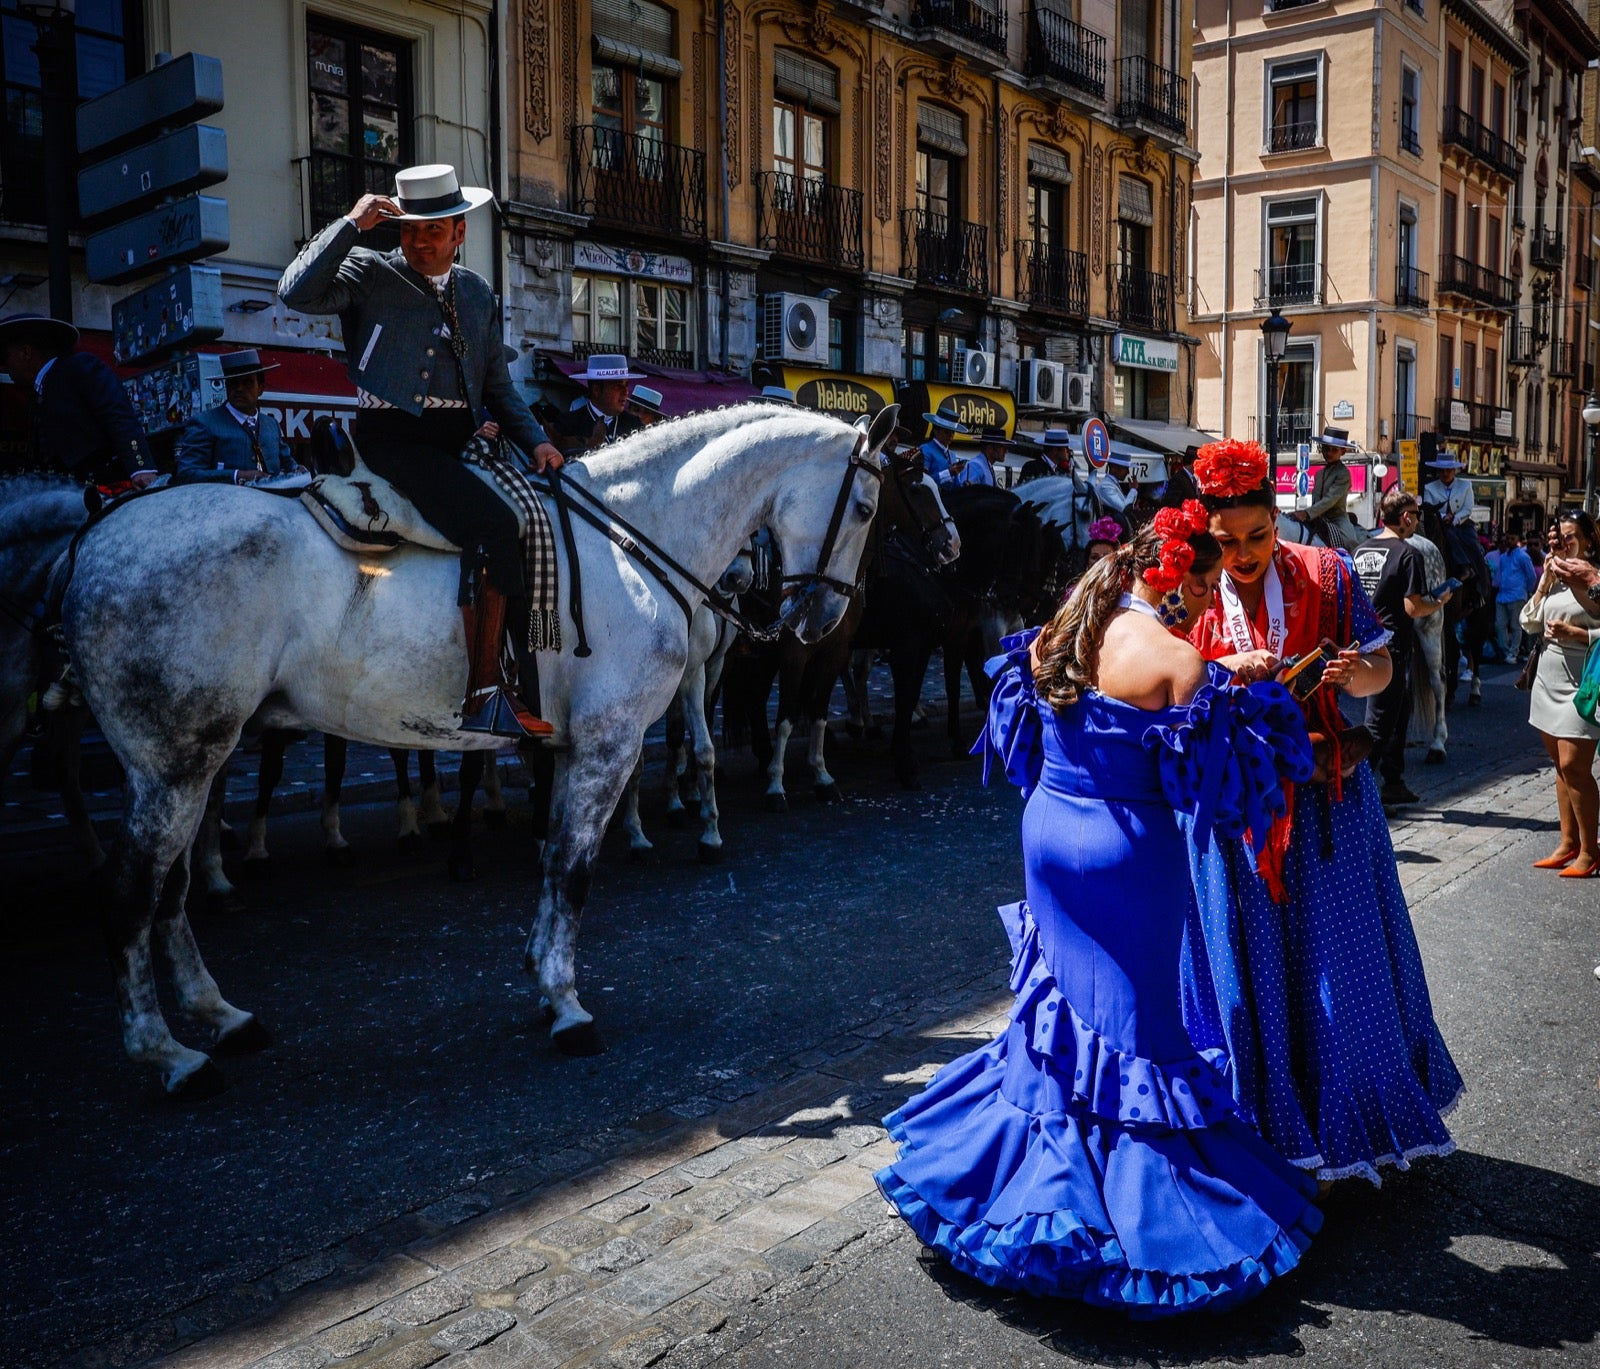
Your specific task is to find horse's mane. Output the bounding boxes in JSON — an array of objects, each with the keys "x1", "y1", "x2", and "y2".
[
  {"x1": 575, "y1": 403, "x2": 857, "y2": 482},
  {"x1": 0, "y1": 470, "x2": 80, "y2": 504}
]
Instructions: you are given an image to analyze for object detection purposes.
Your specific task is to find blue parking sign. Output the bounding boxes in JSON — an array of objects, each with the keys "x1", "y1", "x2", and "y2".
[{"x1": 1082, "y1": 417, "x2": 1110, "y2": 469}]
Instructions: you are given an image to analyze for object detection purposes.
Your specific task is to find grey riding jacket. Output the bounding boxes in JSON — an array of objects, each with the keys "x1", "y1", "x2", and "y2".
[{"x1": 277, "y1": 217, "x2": 550, "y2": 455}]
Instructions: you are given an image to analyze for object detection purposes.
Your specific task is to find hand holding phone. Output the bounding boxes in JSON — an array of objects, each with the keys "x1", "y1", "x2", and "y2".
[{"x1": 1428, "y1": 577, "x2": 1462, "y2": 600}]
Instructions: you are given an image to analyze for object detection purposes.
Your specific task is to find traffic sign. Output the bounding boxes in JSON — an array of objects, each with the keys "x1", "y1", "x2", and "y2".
[
  {"x1": 1082, "y1": 417, "x2": 1110, "y2": 469},
  {"x1": 111, "y1": 265, "x2": 224, "y2": 365},
  {"x1": 1294, "y1": 470, "x2": 1311, "y2": 498},
  {"x1": 77, "y1": 52, "x2": 223, "y2": 158},
  {"x1": 86, "y1": 193, "x2": 229, "y2": 285},
  {"x1": 79, "y1": 124, "x2": 227, "y2": 222},
  {"x1": 1296, "y1": 441, "x2": 1311, "y2": 471}
]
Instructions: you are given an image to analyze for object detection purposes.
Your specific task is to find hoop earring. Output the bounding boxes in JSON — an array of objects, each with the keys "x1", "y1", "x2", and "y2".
[{"x1": 1156, "y1": 590, "x2": 1189, "y2": 628}]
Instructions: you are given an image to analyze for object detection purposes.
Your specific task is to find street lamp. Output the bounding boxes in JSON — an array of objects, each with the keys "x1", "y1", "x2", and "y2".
[
  {"x1": 19, "y1": 0, "x2": 77, "y2": 324},
  {"x1": 1582, "y1": 392, "x2": 1600, "y2": 518},
  {"x1": 1261, "y1": 306, "x2": 1292, "y2": 488}
]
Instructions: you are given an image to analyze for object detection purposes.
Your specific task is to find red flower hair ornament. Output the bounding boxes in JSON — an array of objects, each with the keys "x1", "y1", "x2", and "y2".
[
  {"x1": 1141, "y1": 499, "x2": 1210, "y2": 593},
  {"x1": 1192, "y1": 438, "x2": 1269, "y2": 499}
]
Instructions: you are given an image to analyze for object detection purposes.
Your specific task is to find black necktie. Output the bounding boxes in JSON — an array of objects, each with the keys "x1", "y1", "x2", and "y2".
[{"x1": 242, "y1": 414, "x2": 263, "y2": 470}]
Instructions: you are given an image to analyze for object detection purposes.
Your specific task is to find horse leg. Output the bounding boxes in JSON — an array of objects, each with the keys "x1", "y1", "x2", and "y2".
[
  {"x1": 417, "y1": 750, "x2": 451, "y2": 838},
  {"x1": 482, "y1": 753, "x2": 508, "y2": 829},
  {"x1": 618, "y1": 752, "x2": 654, "y2": 861},
  {"x1": 891, "y1": 645, "x2": 932, "y2": 789},
  {"x1": 808, "y1": 719, "x2": 837, "y2": 802},
  {"x1": 526, "y1": 744, "x2": 635, "y2": 1056},
  {"x1": 449, "y1": 750, "x2": 486, "y2": 882},
  {"x1": 192, "y1": 765, "x2": 239, "y2": 912},
  {"x1": 54, "y1": 706, "x2": 105, "y2": 869},
  {"x1": 103, "y1": 773, "x2": 233, "y2": 1096},
  {"x1": 944, "y1": 636, "x2": 967, "y2": 759},
  {"x1": 690, "y1": 669, "x2": 725, "y2": 863},
  {"x1": 663, "y1": 693, "x2": 690, "y2": 828},
  {"x1": 392, "y1": 748, "x2": 424, "y2": 855},
  {"x1": 243, "y1": 730, "x2": 287, "y2": 876},
  {"x1": 321, "y1": 734, "x2": 353, "y2": 865},
  {"x1": 765, "y1": 716, "x2": 794, "y2": 813}
]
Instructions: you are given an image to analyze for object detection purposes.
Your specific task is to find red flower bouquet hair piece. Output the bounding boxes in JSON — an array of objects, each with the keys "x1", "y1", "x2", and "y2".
[
  {"x1": 1192, "y1": 438, "x2": 1269, "y2": 499},
  {"x1": 1142, "y1": 499, "x2": 1210, "y2": 593}
]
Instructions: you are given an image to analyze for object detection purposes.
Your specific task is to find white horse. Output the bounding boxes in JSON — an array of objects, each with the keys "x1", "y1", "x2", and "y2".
[
  {"x1": 59, "y1": 403, "x2": 895, "y2": 1096},
  {"x1": 619, "y1": 544, "x2": 755, "y2": 863},
  {"x1": 1407, "y1": 531, "x2": 1450, "y2": 763}
]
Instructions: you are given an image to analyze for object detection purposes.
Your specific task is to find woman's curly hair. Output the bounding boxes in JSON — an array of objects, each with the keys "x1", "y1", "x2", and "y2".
[{"x1": 1034, "y1": 519, "x2": 1221, "y2": 710}]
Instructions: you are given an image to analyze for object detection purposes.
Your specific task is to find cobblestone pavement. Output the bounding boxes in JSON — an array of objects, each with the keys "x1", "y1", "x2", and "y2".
[{"x1": 32, "y1": 659, "x2": 1569, "y2": 1369}]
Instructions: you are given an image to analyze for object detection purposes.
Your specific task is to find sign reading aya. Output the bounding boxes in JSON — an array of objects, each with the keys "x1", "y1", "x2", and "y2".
[{"x1": 1111, "y1": 333, "x2": 1180, "y2": 372}]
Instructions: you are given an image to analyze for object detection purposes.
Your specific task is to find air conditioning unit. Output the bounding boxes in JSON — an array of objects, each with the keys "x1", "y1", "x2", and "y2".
[
  {"x1": 1063, "y1": 369, "x2": 1094, "y2": 413},
  {"x1": 955, "y1": 349, "x2": 997, "y2": 386},
  {"x1": 1017, "y1": 358, "x2": 1066, "y2": 408},
  {"x1": 762, "y1": 293, "x2": 829, "y2": 365}
]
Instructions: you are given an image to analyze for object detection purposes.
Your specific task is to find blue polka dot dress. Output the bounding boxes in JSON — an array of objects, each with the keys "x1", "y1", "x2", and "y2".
[{"x1": 876, "y1": 632, "x2": 1323, "y2": 1315}]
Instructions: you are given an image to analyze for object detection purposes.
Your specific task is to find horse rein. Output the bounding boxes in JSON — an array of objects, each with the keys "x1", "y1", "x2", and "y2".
[{"x1": 780, "y1": 432, "x2": 883, "y2": 601}]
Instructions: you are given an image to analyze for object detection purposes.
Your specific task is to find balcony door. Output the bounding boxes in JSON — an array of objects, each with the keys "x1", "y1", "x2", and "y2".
[
  {"x1": 1265, "y1": 196, "x2": 1318, "y2": 304},
  {"x1": 916, "y1": 108, "x2": 967, "y2": 284},
  {"x1": 1395, "y1": 346, "x2": 1415, "y2": 437},
  {"x1": 773, "y1": 99, "x2": 829, "y2": 250}
]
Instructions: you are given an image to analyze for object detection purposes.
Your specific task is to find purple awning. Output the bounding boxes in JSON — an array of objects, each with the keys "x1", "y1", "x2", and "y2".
[{"x1": 538, "y1": 351, "x2": 758, "y2": 417}]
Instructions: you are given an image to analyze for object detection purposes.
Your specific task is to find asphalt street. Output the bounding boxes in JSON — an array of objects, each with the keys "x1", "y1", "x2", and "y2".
[{"x1": 2, "y1": 659, "x2": 1597, "y2": 1369}]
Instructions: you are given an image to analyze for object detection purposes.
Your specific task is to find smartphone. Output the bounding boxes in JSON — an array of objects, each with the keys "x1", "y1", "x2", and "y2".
[
  {"x1": 1278, "y1": 641, "x2": 1345, "y2": 701},
  {"x1": 1428, "y1": 577, "x2": 1462, "y2": 600}
]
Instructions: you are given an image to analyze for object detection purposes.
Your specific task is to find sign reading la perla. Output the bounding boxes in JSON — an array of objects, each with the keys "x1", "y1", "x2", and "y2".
[
  {"x1": 1111, "y1": 333, "x2": 1179, "y2": 372},
  {"x1": 573, "y1": 240, "x2": 693, "y2": 284}
]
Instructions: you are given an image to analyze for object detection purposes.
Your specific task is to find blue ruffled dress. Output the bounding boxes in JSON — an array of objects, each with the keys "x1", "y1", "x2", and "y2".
[{"x1": 876, "y1": 631, "x2": 1323, "y2": 1316}]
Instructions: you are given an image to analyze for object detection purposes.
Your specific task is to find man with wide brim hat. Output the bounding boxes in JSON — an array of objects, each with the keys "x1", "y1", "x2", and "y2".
[
  {"x1": 953, "y1": 423, "x2": 1008, "y2": 488},
  {"x1": 548, "y1": 353, "x2": 647, "y2": 454},
  {"x1": 1422, "y1": 449, "x2": 1474, "y2": 526},
  {"x1": 918, "y1": 402, "x2": 971, "y2": 484},
  {"x1": 1291, "y1": 424, "x2": 1364, "y2": 551},
  {"x1": 628, "y1": 384, "x2": 666, "y2": 426},
  {"x1": 280, "y1": 163, "x2": 565, "y2": 739},
  {"x1": 0, "y1": 312, "x2": 151, "y2": 486},
  {"x1": 174, "y1": 349, "x2": 300, "y2": 486},
  {"x1": 758, "y1": 386, "x2": 797, "y2": 406},
  {"x1": 1017, "y1": 426, "x2": 1072, "y2": 484}
]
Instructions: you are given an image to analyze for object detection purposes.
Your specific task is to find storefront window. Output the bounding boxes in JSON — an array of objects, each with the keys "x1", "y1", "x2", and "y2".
[
  {"x1": 307, "y1": 17, "x2": 412, "y2": 234},
  {"x1": 1112, "y1": 368, "x2": 1170, "y2": 421},
  {"x1": 633, "y1": 281, "x2": 691, "y2": 364},
  {"x1": 572, "y1": 272, "x2": 692, "y2": 367},
  {"x1": 572, "y1": 274, "x2": 623, "y2": 350}
]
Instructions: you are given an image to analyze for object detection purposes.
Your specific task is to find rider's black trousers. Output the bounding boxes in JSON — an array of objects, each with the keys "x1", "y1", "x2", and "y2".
[{"x1": 356, "y1": 409, "x2": 526, "y2": 600}]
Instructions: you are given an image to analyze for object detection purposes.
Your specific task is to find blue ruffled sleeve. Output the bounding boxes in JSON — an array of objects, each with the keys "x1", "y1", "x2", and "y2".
[
  {"x1": 970, "y1": 627, "x2": 1045, "y2": 795},
  {"x1": 1142, "y1": 663, "x2": 1315, "y2": 853}
]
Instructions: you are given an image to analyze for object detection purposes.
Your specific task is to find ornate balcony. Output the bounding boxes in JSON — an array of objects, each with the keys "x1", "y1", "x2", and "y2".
[
  {"x1": 1507, "y1": 325, "x2": 1538, "y2": 367},
  {"x1": 1025, "y1": 3, "x2": 1107, "y2": 100},
  {"x1": 910, "y1": 0, "x2": 1008, "y2": 58},
  {"x1": 1266, "y1": 118, "x2": 1319, "y2": 153},
  {"x1": 755, "y1": 173, "x2": 864, "y2": 272},
  {"x1": 1437, "y1": 252, "x2": 1513, "y2": 310},
  {"x1": 1254, "y1": 262, "x2": 1322, "y2": 307},
  {"x1": 571, "y1": 126, "x2": 706, "y2": 240},
  {"x1": 1016, "y1": 240, "x2": 1088, "y2": 316},
  {"x1": 1111, "y1": 264, "x2": 1172, "y2": 331},
  {"x1": 1249, "y1": 410, "x2": 1317, "y2": 449},
  {"x1": 1549, "y1": 340, "x2": 1576, "y2": 378},
  {"x1": 901, "y1": 208, "x2": 989, "y2": 295},
  {"x1": 1116, "y1": 56, "x2": 1187, "y2": 139},
  {"x1": 1470, "y1": 402, "x2": 1515, "y2": 441},
  {"x1": 1396, "y1": 264, "x2": 1429, "y2": 308},
  {"x1": 1441, "y1": 105, "x2": 1519, "y2": 181},
  {"x1": 1530, "y1": 226, "x2": 1564, "y2": 270}
]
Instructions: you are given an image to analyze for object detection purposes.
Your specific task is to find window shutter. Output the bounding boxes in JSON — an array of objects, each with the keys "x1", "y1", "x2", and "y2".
[
  {"x1": 1118, "y1": 176, "x2": 1154, "y2": 226},
  {"x1": 916, "y1": 104, "x2": 968, "y2": 157},
  {"x1": 774, "y1": 49, "x2": 840, "y2": 114},
  {"x1": 1027, "y1": 143, "x2": 1073, "y2": 183},
  {"x1": 591, "y1": 0, "x2": 682, "y2": 77}
]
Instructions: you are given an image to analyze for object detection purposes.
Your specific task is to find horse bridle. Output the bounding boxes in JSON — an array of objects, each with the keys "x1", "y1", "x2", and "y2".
[
  {"x1": 889, "y1": 459, "x2": 958, "y2": 558},
  {"x1": 779, "y1": 432, "x2": 883, "y2": 601}
]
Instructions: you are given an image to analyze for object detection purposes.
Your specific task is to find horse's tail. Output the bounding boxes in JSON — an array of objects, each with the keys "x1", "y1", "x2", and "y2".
[{"x1": 1410, "y1": 656, "x2": 1437, "y2": 743}]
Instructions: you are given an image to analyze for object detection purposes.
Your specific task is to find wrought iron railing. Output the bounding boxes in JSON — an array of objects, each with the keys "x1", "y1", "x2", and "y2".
[
  {"x1": 1111, "y1": 264, "x2": 1172, "y2": 331},
  {"x1": 1471, "y1": 402, "x2": 1515, "y2": 440},
  {"x1": 1025, "y1": 3, "x2": 1107, "y2": 99},
  {"x1": 1391, "y1": 412, "x2": 1426, "y2": 441},
  {"x1": 1437, "y1": 398, "x2": 1471, "y2": 434},
  {"x1": 1396, "y1": 264, "x2": 1429, "y2": 308},
  {"x1": 572, "y1": 340, "x2": 694, "y2": 370},
  {"x1": 1441, "y1": 105, "x2": 1519, "y2": 179},
  {"x1": 1267, "y1": 119, "x2": 1319, "y2": 153},
  {"x1": 1400, "y1": 124, "x2": 1421, "y2": 155},
  {"x1": 1549, "y1": 340, "x2": 1576, "y2": 377},
  {"x1": 755, "y1": 173, "x2": 864, "y2": 271},
  {"x1": 911, "y1": 0, "x2": 1008, "y2": 55},
  {"x1": 1249, "y1": 410, "x2": 1317, "y2": 449},
  {"x1": 1254, "y1": 262, "x2": 1322, "y2": 307},
  {"x1": 1016, "y1": 240, "x2": 1088, "y2": 316},
  {"x1": 1530, "y1": 226, "x2": 1564, "y2": 269},
  {"x1": 1116, "y1": 56, "x2": 1187, "y2": 138},
  {"x1": 571, "y1": 125, "x2": 707, "y2": 240},
  {"x1": 1508, "y1": 325, "x2": 1538, "y2": 366},
  {"x1": 1438, "y1": 253, "x2": 1513, "y2": 309},
  {"x1": 901, "y1": 208, "x2": 990, "y2": 295}
]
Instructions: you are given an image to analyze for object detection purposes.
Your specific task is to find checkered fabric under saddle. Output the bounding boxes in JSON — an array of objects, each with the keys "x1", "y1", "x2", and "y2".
[{"x1": 460, "y1": 435, "x2": 562, "y2": 652}]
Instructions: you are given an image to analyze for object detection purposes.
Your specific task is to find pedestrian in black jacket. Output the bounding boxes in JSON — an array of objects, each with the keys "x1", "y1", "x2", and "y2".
[{"x1": 0, "y1": 313, "x2": 151, "y2": 485}]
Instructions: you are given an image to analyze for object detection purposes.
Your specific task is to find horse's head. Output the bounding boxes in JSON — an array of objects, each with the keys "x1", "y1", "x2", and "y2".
[
  {"x1": 879, "y1": 456, "x2": 960, "y2": 565},
  {"x1": 716, "y1": 541, "x2": 757, "y2": 597},
  {"x1": 769, "y1": 404, "x2": 898, "y2": 643}
]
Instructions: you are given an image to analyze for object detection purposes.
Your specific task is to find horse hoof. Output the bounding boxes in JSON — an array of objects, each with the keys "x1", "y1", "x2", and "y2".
[
  {"x1": 697, "y1": 841, "x2": 725, "y2": 865},
  {"x1": 324, "y1": 845, "x2": 355, "y2": 869},
  {"x1": 240, "y1": 858, "x2": 273, "y2": 883},
  {"x1": 765, "y1": 793, "x2": 789, "y2": 814},
  {"x1": 552, "y1": 1019, "x2": 606, "y2": 1057},
  {"x1": 813, "y1": 783, "x2": 839, "y2": 804},
  {"x1": 214, "y1": 1016, "x2": 272, "y2": 1056},
  {"x1": 664, "y1": 806, "x2": 690, "y2": 829},
  {"x1": 398, "y1": 832, "x2": 424, "y2": 857},
  {"x1": 426, "y1": 821, "x2": 451, "y2": 843},
  {"x1": 1425, "y1": 749, "x2": 1447, "y2": 765},
  {"x1": 484, "y1": 809, "x2": 509, "y2": 831},
  {"x1": 169, "y1": 1059, "x2": 227, "y2": 1101},
  {"x1": 448, "y1": 855, "x2": 478, "y2": 883},
  {"x1": 534, "y1": 999, "x2": 556, "y2": 1025},
  {"x1": 202, "y1": 889, "x2": 248, "y2": 917}
]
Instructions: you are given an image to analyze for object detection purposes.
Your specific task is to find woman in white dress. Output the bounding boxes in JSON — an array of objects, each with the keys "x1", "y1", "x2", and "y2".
[{"x1": 1521, "y1": 509, "x2": 1600, "y2": 879}]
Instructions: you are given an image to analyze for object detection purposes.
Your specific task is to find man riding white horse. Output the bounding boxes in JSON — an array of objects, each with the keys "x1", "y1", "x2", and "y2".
[{"x1": 278, "y1": 163, "x2": 565, "y2": 739}]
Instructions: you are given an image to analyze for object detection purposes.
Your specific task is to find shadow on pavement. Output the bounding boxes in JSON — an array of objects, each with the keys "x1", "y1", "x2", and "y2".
[{"x1": 909, "y1": 1149, "x2": 1600, "y2": 1362}]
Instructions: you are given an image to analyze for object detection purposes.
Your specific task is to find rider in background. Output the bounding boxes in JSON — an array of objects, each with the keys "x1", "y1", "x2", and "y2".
[
  {"x1": 278, "y1": 164, "x2": 564, "y2": 738},
  {"x1": 547, "y1": 354, "x2": 645, "y2": 455},
  {"x1": 918, "y1": 404, "x2": 968, "y2": 483},
  {"x1": 1290, "y1": 426, "x2": 1364, "y2": 551},
  {"x1": 1422, "y1": 451, "x2": 1475, "y2": 525},
  {"x1": 174, "y1": 350, "x2": 302, "y2": 485}
]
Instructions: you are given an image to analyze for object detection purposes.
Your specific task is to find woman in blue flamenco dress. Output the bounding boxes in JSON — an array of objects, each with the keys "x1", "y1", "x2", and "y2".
[
  {"x1": 877, "y1": 507, "x2": 1324, "y2": 1316},
  {"x1": 1182, "y1": 439, "x2": 1463, "y2": 1186}
]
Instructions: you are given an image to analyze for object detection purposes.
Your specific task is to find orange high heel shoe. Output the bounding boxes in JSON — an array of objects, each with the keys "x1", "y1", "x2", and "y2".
[
  {"x1": 1559, "y1": 861, "x2": 1600, "y2": 879},
  {"x1": 1533, "y1": 852, "x2": 1579, "y2": 869}
]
